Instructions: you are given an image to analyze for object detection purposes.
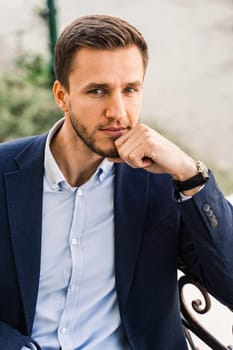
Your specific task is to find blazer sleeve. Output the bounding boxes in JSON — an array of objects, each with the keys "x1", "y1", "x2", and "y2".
[
  {"x1": 0, "y1": 321, "x2": 40, "y2": 350},
  {"x1": 177, "y1": 172, "x2": 233, "y2": 308}
]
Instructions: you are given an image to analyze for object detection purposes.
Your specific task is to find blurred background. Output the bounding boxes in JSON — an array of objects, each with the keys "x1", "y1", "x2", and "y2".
[
  {"x1": 0, "y1": 0, "x2": 233, "y2": 194},
  {"x1": 0, "y1": 1, "x2": 232, "y2": 349}
]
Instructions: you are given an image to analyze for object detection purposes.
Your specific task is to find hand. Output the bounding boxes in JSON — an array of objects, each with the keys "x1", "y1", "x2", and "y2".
[{"x1": 108, "y1": 124, "x2": 198, "y2": 181}]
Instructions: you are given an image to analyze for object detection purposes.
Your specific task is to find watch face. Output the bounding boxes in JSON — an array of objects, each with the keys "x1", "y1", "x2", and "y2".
[{"x1": 197, "y1": 161, "x2": 209, "y2": 180}]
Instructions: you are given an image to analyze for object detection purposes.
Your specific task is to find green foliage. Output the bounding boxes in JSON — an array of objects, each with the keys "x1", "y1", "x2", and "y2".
[{"x1": 0, "y1": 54, "x2": 60, "y2": 141}]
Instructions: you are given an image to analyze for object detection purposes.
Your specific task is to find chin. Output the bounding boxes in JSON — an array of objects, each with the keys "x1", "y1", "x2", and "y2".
[
  {"x1": 93, "y1": 146, "x2": 119, "y2": 158},
  {"x1": 91, "y1": 140, "x2": 118, "y2": 158},
  {"x1": 97, "y1": 150, "x2": 119, "y2": 158}
]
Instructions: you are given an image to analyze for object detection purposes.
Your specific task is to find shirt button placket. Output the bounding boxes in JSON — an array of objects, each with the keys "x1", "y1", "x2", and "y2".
[
  {"x1": 77, "y1": 188, "x2": 83, "y2": 196},
  {"x1": 58, "y1": 187, "x2": 85, "y2": 349},
  {"x1": 60, "y1": 327, "x2": 67, "y2": 335},
  {"x1": 71, "y1": 237, "x2": 78, "y2": 245}
]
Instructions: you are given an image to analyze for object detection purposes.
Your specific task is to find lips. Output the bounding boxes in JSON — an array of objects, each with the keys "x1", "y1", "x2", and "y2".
[{"x1": 100, "y1": 126, "x2": 128, "y2": 137}]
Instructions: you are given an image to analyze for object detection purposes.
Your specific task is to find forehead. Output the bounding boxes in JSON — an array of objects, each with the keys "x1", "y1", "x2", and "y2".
[{"x1": 69, "y1": 45, "x2": 145, "y2": 85}]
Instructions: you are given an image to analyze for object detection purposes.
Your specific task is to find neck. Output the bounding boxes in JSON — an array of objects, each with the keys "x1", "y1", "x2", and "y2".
[{"x1": 50, "y1": 125, "x2": 103, "y2": 187}]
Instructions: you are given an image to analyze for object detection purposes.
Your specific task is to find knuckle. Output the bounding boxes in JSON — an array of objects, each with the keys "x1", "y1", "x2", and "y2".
[
  {"x1": 128, "y1": 153, "x2": 135, "y2": 162},
  {"x1": 119, "y1": 150, "x2": 127, "y2": 159},
  {"x1": 139, "y1": 123, "x2": 147, "y2": 132}
]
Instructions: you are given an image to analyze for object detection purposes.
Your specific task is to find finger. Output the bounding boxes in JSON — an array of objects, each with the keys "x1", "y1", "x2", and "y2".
[
  {"x1": 115, "y1": 126, "x2": 140, "y2": 148},
  {"x1": 107, "y1": 157, "x2": 124, "y2": 163},
  {"x1": 116, "y1": 137, "x2": 145, "y2": 159},
  {"x1": 121, "y1": 146, "x2": 150, "y2": 168},
  {"x1": 142, "y1": 157, "x2": 153, "y2": 167}
]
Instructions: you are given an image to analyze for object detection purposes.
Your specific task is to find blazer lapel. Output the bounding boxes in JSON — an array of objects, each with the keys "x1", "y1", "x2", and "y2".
[
  {"x1": 114, "y1": 164, "x2": 149, "y2": 307},
  {"x1": 4, "y1": 135, "x2": 47, "y2": 333}
]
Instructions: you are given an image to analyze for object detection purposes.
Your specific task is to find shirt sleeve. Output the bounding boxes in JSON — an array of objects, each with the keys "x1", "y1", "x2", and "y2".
[{"x1": 179, "y1": 185, "x2": 205, "y2": 201}]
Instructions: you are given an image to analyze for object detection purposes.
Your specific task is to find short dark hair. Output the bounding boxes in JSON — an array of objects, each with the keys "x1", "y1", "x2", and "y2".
[{"x1": 54, "y1": 15, "x2": 149, "y2": 90}]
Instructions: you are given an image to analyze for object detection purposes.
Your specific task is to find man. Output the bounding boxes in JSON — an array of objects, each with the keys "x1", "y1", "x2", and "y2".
[{"x1": 0, "y1": 15, "x2": 232, "y2": 350}]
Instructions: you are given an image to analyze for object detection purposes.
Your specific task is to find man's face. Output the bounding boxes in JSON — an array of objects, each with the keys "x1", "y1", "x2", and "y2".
[{"x1": 56, "y1": 45, "x2": 145, "y2": 158}]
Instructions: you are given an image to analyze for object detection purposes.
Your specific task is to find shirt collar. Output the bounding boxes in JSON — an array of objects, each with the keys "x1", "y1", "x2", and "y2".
[
  {"x1": 95, "y1": 158, "x2": 115, "y2": 183},
  {"x1": 44, "y1": 118, "x2": 114, "y2": 191}
]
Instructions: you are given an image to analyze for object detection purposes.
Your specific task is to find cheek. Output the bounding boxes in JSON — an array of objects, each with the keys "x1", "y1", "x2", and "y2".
[
  {"x1": 128, "y1": 100, "x2": 142, "y2": 124},
  {"x1": 78, "y1": 98, "x2": 104, "y2": 114},
  {"x1": 129, "y1": 92, "x2": 143, "y2": 108},
  {"x1": 132, "y1": 117, "x2": 140, "y2": 128},
  {"x1": 75, "y1": 102, "x2": 104, "y2": 130}
]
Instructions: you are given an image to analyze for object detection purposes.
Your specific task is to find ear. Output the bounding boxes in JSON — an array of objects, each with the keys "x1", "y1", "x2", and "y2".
[{"x1": 53, "y1": 80, "x2": 69, "y2": 112}]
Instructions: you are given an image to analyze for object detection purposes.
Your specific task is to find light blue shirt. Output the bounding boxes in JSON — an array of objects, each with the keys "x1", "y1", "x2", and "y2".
[{"x1": 23, "y1": 119, "x2": 129, "y2": 350}]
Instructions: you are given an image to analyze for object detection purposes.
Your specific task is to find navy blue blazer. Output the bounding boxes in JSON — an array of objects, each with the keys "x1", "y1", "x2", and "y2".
[{"x1": 0, "y1": 134, "x2": 233, "y2": 350}]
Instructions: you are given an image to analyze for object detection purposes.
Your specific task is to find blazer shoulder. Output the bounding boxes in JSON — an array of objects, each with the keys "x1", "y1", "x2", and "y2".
[{"x1": 0, "y1": 134, "x2": 47, "y2": 171}]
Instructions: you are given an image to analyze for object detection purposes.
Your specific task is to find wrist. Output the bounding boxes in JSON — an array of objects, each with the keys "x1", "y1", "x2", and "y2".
[
  {"x1": 173, "y1": 161, "x2": 209, "y2": 192},
  {"x1": 182, "y1": 185, "x2": 203, "y2": 197},
  {"x1": 172, "y1": 160, "x2": 197, "y2": 181}
]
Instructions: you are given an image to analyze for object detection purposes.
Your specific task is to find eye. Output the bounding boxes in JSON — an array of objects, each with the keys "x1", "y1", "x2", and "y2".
[
  {"x1": 88, "y1": 88, "x2": 105, "y2": 95},
  {"x1": 124, "y1": 86, "x2": 136, "y2": 94}
]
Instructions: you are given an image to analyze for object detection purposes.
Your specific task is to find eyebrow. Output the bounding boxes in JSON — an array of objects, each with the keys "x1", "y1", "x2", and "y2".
[{"x1": 84, "y1": 80, "x2": 143, "y2": 90}]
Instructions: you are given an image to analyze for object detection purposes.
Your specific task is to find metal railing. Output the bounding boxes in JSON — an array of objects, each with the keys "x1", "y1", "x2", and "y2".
[
  {"x1": 179, "y1": 193, "x2": 233, "y2": 349},
  {"x1": 178, "y1": 272, "x2": 233, "y2": 349}
]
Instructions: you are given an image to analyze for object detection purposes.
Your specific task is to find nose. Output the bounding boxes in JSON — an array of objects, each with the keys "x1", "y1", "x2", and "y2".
[{"x1": 105, "y1": 93, "x2": 127, "y2": 120}]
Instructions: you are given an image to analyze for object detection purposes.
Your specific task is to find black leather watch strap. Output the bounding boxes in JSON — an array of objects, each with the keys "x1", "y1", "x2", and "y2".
[{"x1": 172, "y1": 161, "x2": 209, "y2": 192}]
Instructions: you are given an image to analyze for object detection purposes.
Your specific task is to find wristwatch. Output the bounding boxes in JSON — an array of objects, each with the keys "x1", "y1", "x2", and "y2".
[{"x1": 173, "y1": 161, "x2": 209, "y2": 192}]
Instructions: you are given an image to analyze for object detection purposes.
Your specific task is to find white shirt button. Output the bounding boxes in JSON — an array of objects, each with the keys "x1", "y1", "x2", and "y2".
[
  {"x1": 77, "y1": 189, "x2": 83, "y2": 196},
  {"x1": 71, "y1": 238, "x2": 78, "y2": 245},
  {"x1": 60, "y1": 327, "x2": 67, "y2": 334},
  {"x1": 69, "y1": 284, "x2": 75, "y2": 291}
]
